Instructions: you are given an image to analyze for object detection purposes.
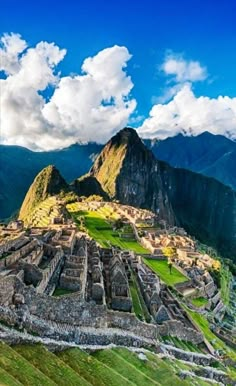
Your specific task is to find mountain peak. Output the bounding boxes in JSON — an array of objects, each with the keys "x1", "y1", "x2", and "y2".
[
  {"x1": 89, "y1": 128, "x2": 174, "y2": 223},
  {"x1": 90, "y1": 127, "x2": 153, "y2": 198},
  {"x1": 110, "y1": 127, "x2": 140, "y2": 145},
  {"x1": 19, "y1": 165, "x2": 68, "y2": 221}
]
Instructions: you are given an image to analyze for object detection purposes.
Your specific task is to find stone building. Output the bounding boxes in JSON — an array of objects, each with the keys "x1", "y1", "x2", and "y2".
[{"x1": 109, "y1": 254, "x2": 132, "y2": 312}]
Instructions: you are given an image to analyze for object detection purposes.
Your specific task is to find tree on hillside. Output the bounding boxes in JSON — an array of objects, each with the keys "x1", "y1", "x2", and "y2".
[
  {"x1": 162, "y1": 247, "x2": 176, "y2": 259},
  {"x1": 162, "y1": 247, "x2": 176, "y2": 275},
  {"x1": 168, "y1": 260, "x2": 173, "y2": 274}
]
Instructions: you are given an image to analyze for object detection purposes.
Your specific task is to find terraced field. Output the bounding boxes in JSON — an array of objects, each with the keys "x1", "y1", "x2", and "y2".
[
  {"x1": 22, "y1": 197, "x2": 60, "y2": 227},
  {"x1": 67, "y1": 203, "x2": 149, "y2": 254},
  {"x1": 0, "y1": 343, "x2": 216, "y2": 385},
  {"x1": 144, "y1": 258, "x2": 188, "y2": 286}
]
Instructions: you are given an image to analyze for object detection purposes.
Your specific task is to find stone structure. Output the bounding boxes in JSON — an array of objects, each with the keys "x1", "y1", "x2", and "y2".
[
  {"x1": 0, "y1": 224, "x2": 204, "y2": 347},
  {"x1": 109, "y1": 254, "x2": 132, "y2": 312}
]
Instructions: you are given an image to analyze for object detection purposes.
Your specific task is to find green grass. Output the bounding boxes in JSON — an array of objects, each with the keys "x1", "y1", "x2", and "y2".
[
  {"x1": 130, "y1": 280, "x2": 144, "y2": 319},
  {"x1": 67, "y1": 206, "x2": 149, "y2": 254},
  {"x1": 93, "y1": 348, "x2": 191, "y2": 386},
  {"x1": 129, "y1": 273, "x2": 150, "y2": 322},
  {"x1": 144, "y1": 259, "x2": 188, "y2": 286},
  {"x1": 57, "y1": 348, "x2": 132, "y2": 386},
  {"x1": 0, "y1": 367, "x2": 23, "y2": 386},
  {"x1": 0, "y1": 342, "x2": 234, "y2": 385},
  {"x1": 191, "y1": 297, "x2": 209, "y2": 308},
  {"x1": 0, "y1": 342, "x2": 54, "y2": 386},
  {"x1": 220, "y1": 265, "x2": 232, "y2": 305},
  {"x1": 162, "y1": 336, "x2": 202, "y2": 353},
  {"x1": 13, "y1": 344, "x2": 90, "y2": 386},
  {"x1": 184, "y1": 307, "x2": 236, "y2": 366},
  {"x1": 93, "y1": 349, "x2": 160, "y2": 385},
  {"x1": 53, "y1": 288, "x2": 75, "y2": 296}
]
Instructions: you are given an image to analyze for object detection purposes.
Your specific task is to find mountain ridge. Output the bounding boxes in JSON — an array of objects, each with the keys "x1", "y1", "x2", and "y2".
[{"x1": 145, "y1": 131, "x2": 236, "y2": 190}]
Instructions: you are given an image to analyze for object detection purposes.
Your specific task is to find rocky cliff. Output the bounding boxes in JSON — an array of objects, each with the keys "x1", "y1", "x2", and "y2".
[
  {"x1": 90, "y1": 128, "x2": 175, "y2": 224},
  {"x1": 19, "y1": 165, "x2": 68, "y2": 221},
  {"x1": 90, "y1": 128, "x2": 236, "y2": 259}
]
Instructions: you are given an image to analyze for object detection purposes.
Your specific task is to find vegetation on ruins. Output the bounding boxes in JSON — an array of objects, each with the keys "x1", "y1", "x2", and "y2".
[
  {"x1": 129, "y1": 273, "x2": 151, "y2": 322},
  {"x1": 191, "y1": 297, "x2": 209, "y2": 308},
  {"x1": 144, "y1": 259, "x2": 188, "y2": 286},
  {"x1": 67, "y1": 203, "x2": 149, "y2": 254},
  {"x1": 184, "y1": 307, "x2": 236, "y2": 365}
]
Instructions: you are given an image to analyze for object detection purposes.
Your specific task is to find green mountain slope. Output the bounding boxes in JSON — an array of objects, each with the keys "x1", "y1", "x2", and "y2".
[{"x1": 19, "y1": 165, "x2": 68, "y2": 222}]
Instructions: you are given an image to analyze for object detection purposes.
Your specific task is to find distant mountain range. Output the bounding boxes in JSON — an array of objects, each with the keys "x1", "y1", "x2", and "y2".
[
  {"x1": 144, "y1": 132, "x2": 236, "y2": 190},
  {"x1": 1, "y1": 130, "x2": 236, "y2": 221}
]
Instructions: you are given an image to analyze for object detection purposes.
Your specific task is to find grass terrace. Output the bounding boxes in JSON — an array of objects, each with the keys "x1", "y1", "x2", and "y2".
[
  {"x1": 67, "y1": 203, "x2": 149, "y2": 254},
  {"x1": 191, "y1": 297, "x2": 209, "y2": 308},
  {"x1": 184, "y1": 306, "x2": 236, "y2": 374},
  {"x1": 129, "y1": 273, "x2": 151, "y2": 322},
  {"x1": 0, "y1": 341, "x2": 231, "y2": 385},
  {"x1": 53, "y1": 288, "x2": 75, "y2": 297},
  {"x1": 144, "y1": 258, "x2": 188, "y2": 286},
  {"x1": 220, "y1": 265, "x2": 232, "y2": 305}
]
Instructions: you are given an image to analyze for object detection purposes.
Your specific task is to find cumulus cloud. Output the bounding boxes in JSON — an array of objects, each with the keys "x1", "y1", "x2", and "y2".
[
  {"x1": 0, "y1": 33, "x2": 136, "y2": 150},
  {"x1": 161, "y1": 52, "x2": 208, "y2": 83},
  {"x1": 0, "y1": 33, "x2": 27, "y2": 75},
  {"x1": 138, "y1": 52, "x2": 236, "y2": 140},
  {"x1": 2, "y1": 35, "x2": 236, "y2": 147},
  {"x1": 138, "y1": 84, "x2": 236, "y2": 140},
  {"x1": 154, "y1": 52, "x2": 208, "y2": 104}
]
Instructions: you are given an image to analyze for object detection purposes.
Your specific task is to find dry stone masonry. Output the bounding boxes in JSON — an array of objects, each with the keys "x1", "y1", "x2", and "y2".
[{"x1": 0, "y1": 222, "x2": 205, "y2": 349}]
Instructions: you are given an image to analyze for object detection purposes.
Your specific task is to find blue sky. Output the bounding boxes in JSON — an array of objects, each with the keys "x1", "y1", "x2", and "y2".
[{"x1": 1, "y1": 0, "x2": 236, "y2": 149}]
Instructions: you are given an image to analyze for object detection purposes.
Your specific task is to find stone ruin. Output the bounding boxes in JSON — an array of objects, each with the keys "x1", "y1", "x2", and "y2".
[{"x1": 0, "y1": 225, "x2": 204, "y2": 347}]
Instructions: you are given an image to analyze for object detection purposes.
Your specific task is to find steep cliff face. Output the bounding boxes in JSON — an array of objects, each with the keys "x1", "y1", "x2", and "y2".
[
  {"x1": 19, "y1": 165, "x2": 68, "y2": 221},
  {"x1": 90, "y1": 128, "x2": 236, "y2": 259},
  {"x1": 90, "y1": 128, "x2": 175, "y2": 224},
  {"x1": 159, "y1": 164, "x2": 236, "y2": 258}
]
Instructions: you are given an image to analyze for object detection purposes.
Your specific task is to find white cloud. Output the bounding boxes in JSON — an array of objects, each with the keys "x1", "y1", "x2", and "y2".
[
  {"x1": 2, "y1": 35, "x2": 236, "y2": 147},
  {"x1": 161, "y1": 53, "x2": 208, "y2": 83},
  {"x1": 138, "y1": 52, "x2": 236, "y2": 140},
  {"x1": 0, "y1": 33, "x2": 27, "y2": 75},
  {"x1": 138, "y1": 84, "x2": 236, "y2": 140},
  {"x1": 153, "y1": 52, "x2": 208, "y2": 104},
  {"x1": 0, "y1": 34, "x2": 136, "y2": 150}
]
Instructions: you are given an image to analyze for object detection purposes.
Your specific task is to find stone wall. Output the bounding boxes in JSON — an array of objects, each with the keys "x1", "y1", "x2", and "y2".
[
  {"x1": 36, "y1": 248, "x2": 63, "y2": 293},
  {"x1": 157, "y1": 320, "x2": 204, "y2": 344},
  {"x1": 107, "y1": 311, "x2": 157, "y2": 340},
  {"x1": 0, "y1": 273, "x2": 204, "y2": 345},
  {"x1": 160, "y1": 343, "x2": 215, "y2": 366},
  {"x1": 4, "y1": 239, "x2": 39, "y2": 268},
  {"x1": 0, "y1": 234, "x2": 26, "y2": 257},
  {"x1": 0, "y1": 276, "x2": 16, "y2": 306}
]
